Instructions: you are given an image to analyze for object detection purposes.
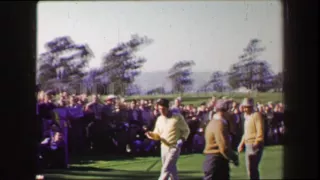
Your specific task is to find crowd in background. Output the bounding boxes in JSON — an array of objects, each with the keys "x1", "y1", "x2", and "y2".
[{"x1": 36, "y1": 90, "x2": 285, "y2": 169}]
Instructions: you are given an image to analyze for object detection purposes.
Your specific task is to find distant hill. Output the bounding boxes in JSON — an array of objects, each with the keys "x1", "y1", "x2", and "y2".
[{"x1": 135, "y1": 71, "x2": 212, "y2": 93}]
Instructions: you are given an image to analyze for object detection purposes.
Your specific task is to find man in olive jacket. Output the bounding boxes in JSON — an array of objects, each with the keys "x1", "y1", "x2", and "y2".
[
  {"x1": 203, "y1": 99, "x2": 239, "y2": 180},
  {"x1": 238, "y1": 98, "x2": 264, "y2": 180}
]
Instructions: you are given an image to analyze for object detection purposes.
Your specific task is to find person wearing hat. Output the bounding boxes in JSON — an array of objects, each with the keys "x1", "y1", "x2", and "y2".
[
  {"x1": 102, "y1": 94, "x2": 117, "y2": 121},
  {"x1": 203, "y1": 99, "x2": 239, "y2": 180},
  {"x1": 100, "y1": 94, "x2": 120, "y2": 153},
  {"x1": 237, "y1": 98, "x2": 264, "y2": 180},
  {"x1": 145, "y1": 98, "x2": 190, "y2": 180},
  {"x1": 209, "y1": 98, "x2": 237, "y2": 152}
]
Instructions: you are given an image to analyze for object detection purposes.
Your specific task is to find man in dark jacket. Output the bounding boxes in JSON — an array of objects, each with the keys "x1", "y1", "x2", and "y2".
[
  {"x1": 38, "y1": 131, "x2": 66, "y2": 170},
  {"x1": 38, "y1": 92, "x2": 57, "y2": 139},
  {"x1": 84, "y1": 94, "x2": 104, "y2": 152},
  {"x1": 127, "y1": 100, "x2": 143, "y2": 126}
]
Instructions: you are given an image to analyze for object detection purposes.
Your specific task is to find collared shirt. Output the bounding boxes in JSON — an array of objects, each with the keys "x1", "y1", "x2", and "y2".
[
  {"x1": 153, "y1": 114, "x2": 190, "y2": 148},
  {"x1": 213, "y1": 113, "x2": 228, "y2": 124}
]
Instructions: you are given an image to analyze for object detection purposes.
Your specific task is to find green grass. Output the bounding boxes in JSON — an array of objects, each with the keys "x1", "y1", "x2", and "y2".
[
  {"x1": 127, "y1": 92, "x2": 283, "y2": 106},
  {"x1": 43, "y1": 145, "x2": 283, "y2": 180}
]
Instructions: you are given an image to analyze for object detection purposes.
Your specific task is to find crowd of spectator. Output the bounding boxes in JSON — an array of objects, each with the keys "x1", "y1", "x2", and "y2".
[{"x1": 36, "y1": 90, "x2": 285, "y2": 169}]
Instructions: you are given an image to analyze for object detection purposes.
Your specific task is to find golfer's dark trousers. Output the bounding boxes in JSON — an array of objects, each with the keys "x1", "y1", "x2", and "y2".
[
  {"x1": 245, "y1": 144, "x2": 263, "y2": 180},
  {"x1": 38, "y1": 145, "x2": 66, "y2": 170},
  {"x1": 203, "y1": 153, "x2": 230, "y2": 180}
]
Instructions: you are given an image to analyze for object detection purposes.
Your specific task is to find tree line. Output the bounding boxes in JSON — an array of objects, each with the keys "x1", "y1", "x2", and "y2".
[{"x1": 37, "y1": 35, "x2": 283, "y2": 96}]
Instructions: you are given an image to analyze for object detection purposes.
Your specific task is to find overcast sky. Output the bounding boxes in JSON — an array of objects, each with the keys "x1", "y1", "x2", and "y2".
[{"x1": 37, "y1": 1, "x2": 283, "y2": 73}]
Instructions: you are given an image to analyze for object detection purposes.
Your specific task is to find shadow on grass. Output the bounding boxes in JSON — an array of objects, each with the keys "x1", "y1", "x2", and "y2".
[
  {"x1": 45, "y1": 166, "x2": 114, "y2": 173},
  {"x1": 69, "y1": 154, "x2": 137, "y2": 165},
  {"x1": 68, "y1": 149, "x2": 163, "y2": 164},
  {"x1": 44, "y1": 168, "x2": 201, "y2": 180}
]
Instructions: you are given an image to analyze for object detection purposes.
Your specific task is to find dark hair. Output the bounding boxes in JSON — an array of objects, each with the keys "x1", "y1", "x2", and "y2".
[{"x1": 157, "y1": 98, "x2": 170, "y2": 108}]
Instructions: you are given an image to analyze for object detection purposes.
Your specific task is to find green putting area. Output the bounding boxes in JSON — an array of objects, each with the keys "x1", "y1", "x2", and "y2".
[{"x1": 43, "y1": 145, "x2": 283, "y2": 180}]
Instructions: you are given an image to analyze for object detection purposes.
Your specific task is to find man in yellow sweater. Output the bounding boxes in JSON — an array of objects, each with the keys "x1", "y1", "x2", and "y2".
[
  {"x1": 203, "y1": 99, "x2": 239, "y2": 180},
  {"x1": 237, "y1": 98, "x2": 264, "y2": 180},
  {"x1": 145, "y1": 98, "x2": 190, "y2": 180}
]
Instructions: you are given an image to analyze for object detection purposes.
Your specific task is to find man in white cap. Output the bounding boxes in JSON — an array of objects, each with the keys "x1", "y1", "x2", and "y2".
[
  {"x1": 237, "y1": 98, "x2": 264, "y2": 180},
  {"x1": 101, "y1": 94, "x2": 117, "y2": 125},
  {"x1": 100, "y1": 94, "x2": 119, "y2": 152},
  {"x1": 103, "y1": 94, "x2": 117, "y2": 112},
  {"x1": 203, "y1": 99, "x2": 239, "y2": 180}
]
